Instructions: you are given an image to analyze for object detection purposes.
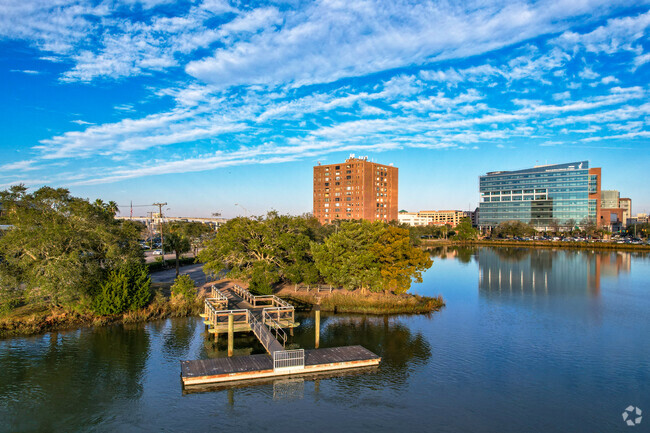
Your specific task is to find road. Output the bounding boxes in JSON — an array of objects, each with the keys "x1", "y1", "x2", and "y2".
[{"x1": 149, "y1": 263, "x2": 208, "y2": 284}]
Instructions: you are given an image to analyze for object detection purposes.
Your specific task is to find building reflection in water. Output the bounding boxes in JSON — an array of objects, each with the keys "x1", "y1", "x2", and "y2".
[{"x1": 478, "y1": 248, "x2": 631, "y2": 296}]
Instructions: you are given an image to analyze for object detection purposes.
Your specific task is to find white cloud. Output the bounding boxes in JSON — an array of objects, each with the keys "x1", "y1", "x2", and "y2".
[{"x1": 186, "y1": 0, "x2": 627, "y2": 88}]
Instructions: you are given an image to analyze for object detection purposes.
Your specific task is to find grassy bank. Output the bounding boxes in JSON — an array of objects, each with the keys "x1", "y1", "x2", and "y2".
[
  {"x1": 282, "y1": 290, "x2": 445, "y2": 315},
  {"x1": 423, "y1": 239, "x2": 650, "y2": 251},
  {"x1": 0, "y1": 289, "x2": 206, "y2": 339}
]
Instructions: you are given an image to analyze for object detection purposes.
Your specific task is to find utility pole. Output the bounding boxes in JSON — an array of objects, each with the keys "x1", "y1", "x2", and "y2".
[
  {"x1": 153, "y1": 202, "x2": 167, "y2": 266},
  {"x1": 146, "y1": 211, "x2": 154, "y2": 250}
]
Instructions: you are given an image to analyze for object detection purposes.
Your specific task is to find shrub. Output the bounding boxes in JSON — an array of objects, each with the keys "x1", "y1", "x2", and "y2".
[
  {"x1": 92, "y1": 261, "x2": 152, "y2": 315},
  {"x1": 170, "y1": 274, "x2": 196, "y2": 300},
  {"x1": 249, "y1": 262, "x2": 277, "y2": 295}
]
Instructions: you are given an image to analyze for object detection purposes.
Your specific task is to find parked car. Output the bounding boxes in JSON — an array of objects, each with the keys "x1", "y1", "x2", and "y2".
[{"x1": 152, "y1": 249, "x2": 163, "y2": 255}]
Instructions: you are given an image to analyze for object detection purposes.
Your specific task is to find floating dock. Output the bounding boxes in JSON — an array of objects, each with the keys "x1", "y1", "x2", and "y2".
[
  {"x1": 182, "y1": 282, "x2": 381, "y2": 387},
  {"x1": 181, "y1": 345, "x2": 380, "y2": 386}
]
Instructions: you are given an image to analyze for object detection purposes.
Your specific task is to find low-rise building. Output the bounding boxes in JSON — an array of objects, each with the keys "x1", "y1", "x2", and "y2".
[{"x1": 398, "y1": 210, "x2": 469, "y2": 226}]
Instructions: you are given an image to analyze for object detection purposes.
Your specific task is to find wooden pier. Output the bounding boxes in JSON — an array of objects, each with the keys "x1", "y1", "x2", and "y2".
[
  {"x1": 181, "y1": 345, "x2": 381, "y2": 386},
  {"x1": 183, "y1": 283, "x2": 381, "y2": 387}
]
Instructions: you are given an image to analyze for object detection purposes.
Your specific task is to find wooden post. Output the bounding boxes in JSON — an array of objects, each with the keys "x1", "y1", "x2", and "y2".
[
  {"x1": 315, "y1": 307, "x2": 320, "y2": 349},
  {"x1": 228, "y1": 313, "x2": 234, "y2": 357},
  {"x1": 214, "y1": 331, "x2": 219, "y2": 343}
]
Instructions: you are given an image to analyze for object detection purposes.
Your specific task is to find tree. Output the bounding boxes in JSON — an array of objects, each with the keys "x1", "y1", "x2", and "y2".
[
  {"x1": 177, "y1": 222, "x2": 213, "y2": 257},
  {"x1": 312, "y1": 221, "x2": 433, "y2": 293},
  {"x1": 164, "y1": 231, "x2": 191, "y2": 277},
  {"x1": 581, "y1": 218, "x2": 598, "y2": 239},
  {"x1": 312, "y1": 221, "x2": 383, "y2": 291},
  {"x1": 371, "y1": 226, "x2": 433, "y2": 294},
  {"x1": 452, "y1": 217, "x2": 478, "y2": 240},
  {"x1": 198, "y1": 212, "x2": 318, "y2": 291},
  {"x1": 170, "y1": 274, "x2": 196, "y2": 300},
  {"x1": 0, "y1": 185, "x2": 143, "y2": 308},
  {"x1": 491, "y1": 220, "x2": 536, "y2": 238},
  {"x1": 92, "y1": 261, "x2": 151, "y2": 315}
]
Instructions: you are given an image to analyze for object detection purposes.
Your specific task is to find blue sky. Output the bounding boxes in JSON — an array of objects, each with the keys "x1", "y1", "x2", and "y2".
[{"x1": 1, "y1": 0, "x2": 649, "y2": 218}]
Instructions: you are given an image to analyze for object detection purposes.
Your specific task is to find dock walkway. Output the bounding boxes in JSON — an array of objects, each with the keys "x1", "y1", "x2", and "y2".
[
  {"x1": 181, "y1": 345, "x2": 380, "y2": 386},
  {"x1": 186, "y1": 282, "x2": 381, "y2": 387}
]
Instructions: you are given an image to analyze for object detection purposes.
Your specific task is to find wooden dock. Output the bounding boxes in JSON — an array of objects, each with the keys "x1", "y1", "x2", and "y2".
[
  {"x1": 187, "y1": 283, "x2": 381, "y2": 387},
  {"x1": 181, "y1": 345, "x2": 381, "y2": 386}
]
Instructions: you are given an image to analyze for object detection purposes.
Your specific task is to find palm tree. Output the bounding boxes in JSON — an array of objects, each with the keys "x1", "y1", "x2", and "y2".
[{"x1": 164, "y1": 232, "x2": 191, "y2": 277}]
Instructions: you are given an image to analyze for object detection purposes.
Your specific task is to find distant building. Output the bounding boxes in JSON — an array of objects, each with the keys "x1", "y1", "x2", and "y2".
[
  {"x1": 478, "y1": 161, "x2": 602, "y2": 230},
  {"x1": 398, "y1": 210, "x2": 469, "y2": 226},
  {"x1": 115, "y1": 215, "x2": 228, "y2": 231},
  {"x1": 470, "y1": 207, "x2": 480, "y2": 227},
  {"x1": 628, "y1": 213, "x2": 649, "y2": 225},
  {"x1": 313, "y1": 155, "x2": 398, "y2": 224},
  {"x1": 600, "y1": 190, "x2": 632, "y2": 231}
]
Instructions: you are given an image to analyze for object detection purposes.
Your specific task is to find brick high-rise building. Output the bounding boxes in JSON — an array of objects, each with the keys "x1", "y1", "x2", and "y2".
[{"x1": 313, "y1": 156, "x2": 398, "y2": 224}]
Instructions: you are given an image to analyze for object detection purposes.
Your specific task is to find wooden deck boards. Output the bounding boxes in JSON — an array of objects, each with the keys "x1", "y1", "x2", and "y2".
[{"x1": 181, "y1": 345, "x2": 381, "y2": 386}]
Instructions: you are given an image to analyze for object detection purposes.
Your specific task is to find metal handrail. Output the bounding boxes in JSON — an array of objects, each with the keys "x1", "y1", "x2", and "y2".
[
  {"x1": 273, "y1": 349, "x2": 305, "y2": 371},
  {"x1": 248, "y1": 310, "x2": 286, "y2": 351},
  {"x1": 263, "y1": 310, "x2": 287, "y2": 347}
]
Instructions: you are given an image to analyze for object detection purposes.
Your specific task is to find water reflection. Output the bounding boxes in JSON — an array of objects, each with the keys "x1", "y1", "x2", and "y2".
[
  {"x1": 289, "y1": 313, "x2": 431, "y2": 392},
  {"x1": 478, "y1": 248, "x2": 631, "y2": 295},
  {"x1": 0, "y1": 325, "x2": 150, "y2": 432}
]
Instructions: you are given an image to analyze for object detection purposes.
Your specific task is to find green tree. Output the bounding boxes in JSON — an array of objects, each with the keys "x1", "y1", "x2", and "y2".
[
  {"x1": 170, "y1": 274, "x2": 196, "y2": 300},
  {"x1": 164, "y1": 231, "x2": 191, "y2": 277},
  {"x1": 198, "y1": 212, "x2": 318, "y2": 290},
  {"x1": 371, "y1": 226, "x2": 433, "y2": 294},
  {"x1": 177, "y1": 222, "x2": 214, "y2": 257},
  {"x1": 312, "y1": 220, "x2": 383, "y2": 292},
  {"x1": 452, "y1": 217, "x2": 478, "y2": 240},
  {"x1": 92, "y1": 261, "x2": 151, "y2": 315},
  {"x1": 492, "y1": 220, "x2": 536, "y2": 238},
  {"x1": 0, "y1": 185, "x2": 143, "y2": 308}
]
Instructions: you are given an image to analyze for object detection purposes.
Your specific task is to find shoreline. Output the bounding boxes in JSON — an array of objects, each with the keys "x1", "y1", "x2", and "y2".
[
  {"x1": 0, "y1": 289, "x2": 206, "y2": 339},
  {"x1": 1, "y1": 279, "x2": 445, "y2": 338},
  {"x1": 423, "y1": 239, "x2": 650, "y2": 251}
]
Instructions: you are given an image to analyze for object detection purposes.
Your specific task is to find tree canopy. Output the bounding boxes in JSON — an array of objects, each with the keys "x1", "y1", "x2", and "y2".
[
  {"x1": 0, "y1": 185, "x2": 143, "y2": 308},
  {"x1": 312, "y1": 221, "x2": 432, "y2": 293},
  {"x1": 198, "y1": 212, "x2": 318, "y2": 294}
]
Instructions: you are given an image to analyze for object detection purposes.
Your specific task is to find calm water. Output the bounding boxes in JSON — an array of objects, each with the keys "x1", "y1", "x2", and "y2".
[{"x1": 1, "y1": 247, "x2": 649, "y2": 432}]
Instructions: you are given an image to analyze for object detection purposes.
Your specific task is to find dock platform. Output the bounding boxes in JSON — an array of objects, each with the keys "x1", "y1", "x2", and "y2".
[{"x1": 181, "y1": 345, "x2": 381, "y2": 386}]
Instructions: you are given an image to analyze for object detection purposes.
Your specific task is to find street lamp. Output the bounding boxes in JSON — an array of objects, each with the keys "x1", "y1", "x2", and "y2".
[{"x1": 234, "y1": 203, "x2": 249, "y2": 217}]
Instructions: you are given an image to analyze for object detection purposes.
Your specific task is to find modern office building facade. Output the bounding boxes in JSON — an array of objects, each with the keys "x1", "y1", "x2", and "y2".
[
  {"x1": 313, "y1": 156, "x2": 398, "y2": 224},
  {"x1": 478, "y1": 161, "x2": 601, "y2": 230}
]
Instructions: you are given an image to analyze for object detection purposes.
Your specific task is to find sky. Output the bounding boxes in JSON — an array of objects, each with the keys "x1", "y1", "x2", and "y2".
[{"x1": 0, "y1": 0, "x2": 649, "y2": 218}]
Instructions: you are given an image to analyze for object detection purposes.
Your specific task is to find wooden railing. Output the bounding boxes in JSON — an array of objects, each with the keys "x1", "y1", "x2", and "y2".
[
  {"x1": 210, "y1": 285, "x2": 229, "y2": 302},
  {"x1": 232, "y1": 284, "x2": 294, "y2": 310},
  {"x1": 203, "y1": 299, "x2": 249, "y2": 329},
  {"x1": 262, "y1": 306, "x2": 295, "y2": 328}
]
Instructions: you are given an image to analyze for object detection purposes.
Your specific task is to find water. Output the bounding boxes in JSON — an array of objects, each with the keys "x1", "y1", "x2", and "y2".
[{"x1": 1, "y1": 247, "x2": 649, "y2": 432}]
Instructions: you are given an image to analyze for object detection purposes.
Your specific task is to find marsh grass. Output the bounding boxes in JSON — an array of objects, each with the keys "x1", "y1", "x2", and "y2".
[
  {"x1": 0, "y1": 288, "x2": 207, "y2": 338},
  {"x1": 286, "y1": 291, "x2": 444, "y2": 315}
]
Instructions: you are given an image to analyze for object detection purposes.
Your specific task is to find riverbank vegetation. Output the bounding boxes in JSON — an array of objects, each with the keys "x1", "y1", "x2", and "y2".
[
  {"x1": 0, "y1": 186, "x2": 440, "y2": 336},
  {"x1": 284, "y1": 291, "x2": 444, "y2": 314},
  {"x1": 0, "y1": 186, "x2": 205, "y2": 337},
  {"x1": 199, "y1": 213, "x2": 433, "y2": 296}
]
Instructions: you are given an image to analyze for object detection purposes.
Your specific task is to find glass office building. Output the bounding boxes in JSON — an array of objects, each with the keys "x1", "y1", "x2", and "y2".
[{"x1": 478, "y1": 161, "x2": 601, "y2": 229}]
